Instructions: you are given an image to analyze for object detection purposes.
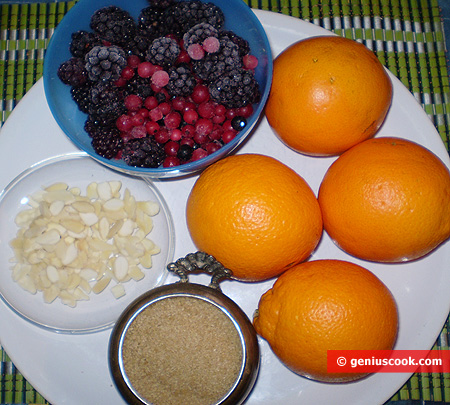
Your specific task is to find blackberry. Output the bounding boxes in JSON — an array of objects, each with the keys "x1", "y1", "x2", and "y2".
[
  {"x1": 192, "y1": 35, "x2": 242, "y2": 82},
  {"x1": 161, "y1": 1, "x2": 224, "y2": 37},
  {"x1": 147, "y1": 0, "x2": 175, "y2": 8},
  {"x1": 57, "y1": 57, "x2": 87, "y2": 87},
  {"x1": 146, "y1": 37, "x2": 180, "y2": 68},
  {"x1": 200, "y1": 2, "x2": 225, "y2": 29},
  {"x1": 69, "y1": 30, "x2": 102, "y2": 58},
  {"x1": 84, "y1": 118, "x2": 116, "y2": 138},
  {"x1": 88, "y1": 82, "x2": 126, "y2": 125},
  {"x1": 138, "y1": 6, "x2": 167, "y2": 40},
  {"x1": 124, "y1": 34, "x2": 152, "y2": 59},
  {"x1": 122, "y1": 138, "x2": 165, "y2": 168},
  {"x1": 208, "y1": 68, "x2": 261, "y2": 108},
  {"x1": 91, "y1": 129, "x2": 124, "y2": 160},
  {"x1": 125, "y1": 75, "x2": 154, "y2": 99},
  {"x1": 220, "y1": 30, "x2": 250, "y2": 57},
  {"x1": 155, "y1": 91, "x2": 167, "y2": 103},
  {"x1": 166, "y1": 64, "x2": 196, "y2": 97},
  {"x1": 182, "y1": 22, "x2": 218, "y2": 48},
  {"x1": 71, "y1": 83, "x2": 92, "y2": 113},
  {"x1": 90, "y1": 6, "x2": 137, "y2": 47},
  {"x1": 85, "y1": 45, "x2": 127, "y2": 83}
]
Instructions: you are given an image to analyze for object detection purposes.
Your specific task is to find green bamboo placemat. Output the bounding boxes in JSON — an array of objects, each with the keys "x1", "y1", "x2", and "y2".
[{"x1": 1, "y1": 0, "x2": 450, "y2": 404}]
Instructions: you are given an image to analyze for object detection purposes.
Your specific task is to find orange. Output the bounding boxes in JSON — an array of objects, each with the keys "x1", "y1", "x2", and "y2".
[
  {"x1": 266, "y1": 35, "x2": 392, "y2": 156},
  {"x1": 318, "y1": 137, "x2": 450, "y2": 262},
  {"x1": 253, "y1": 259, "x2": 398, "y2": 383},
  {"x1": 185, "y1": 154, "x2": 323, "y2": 281}
]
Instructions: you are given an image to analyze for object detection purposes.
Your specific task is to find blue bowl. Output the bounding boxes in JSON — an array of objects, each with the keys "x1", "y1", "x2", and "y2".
[{"x1": 43, "y1": 0, "x2": 273, "y2": 178}]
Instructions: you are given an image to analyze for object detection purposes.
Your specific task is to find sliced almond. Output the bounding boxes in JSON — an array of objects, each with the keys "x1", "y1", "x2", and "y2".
[
  {"x1": 97, "y1": 182, "x2": 112, "y2": 201},
  {"x1": 114, "y1": 256, "x2": 129, "y2": 281},
  {"x1": 103, "y1": 198, "x2": 124, "y2": 212},
  {"x1": 111, "y1": 284, "x2": 126, "y2": 299},
  {"x1": 35, "y1": 229, "x2": 60, "y2": 245},
  {"x1": 49, "y1": 200, "x2": 65, "y2": 216},
  {"x1": 92, "y1": 276, "x2": 111, "y2": 294},
  {"x1": 79, "y1": 212, "x2": 99, "y2": 226},
  {"x1": 72, "y1": 200, "x2": 95, "y2": 213}
]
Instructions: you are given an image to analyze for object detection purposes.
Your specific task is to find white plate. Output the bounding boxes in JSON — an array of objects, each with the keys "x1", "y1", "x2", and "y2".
[
  {"x1": 0, "y1": 153, "x2": 175, "y2": 333},
  {"x1": 0, "y1": 10, "x2": 449, "y2": 405}
]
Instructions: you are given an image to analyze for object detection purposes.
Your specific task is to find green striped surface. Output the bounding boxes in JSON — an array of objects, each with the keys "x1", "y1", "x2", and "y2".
[{"x1": 1, "y1": 0, "x2": 450, "y2": 403}]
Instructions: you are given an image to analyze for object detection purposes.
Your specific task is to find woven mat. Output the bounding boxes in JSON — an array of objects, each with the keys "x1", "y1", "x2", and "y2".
[{"x1": 0, "y1": 0, "x2": 449, "y2": 404}]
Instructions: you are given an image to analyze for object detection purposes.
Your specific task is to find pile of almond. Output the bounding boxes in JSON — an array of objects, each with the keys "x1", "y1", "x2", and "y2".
[{"x1": 9, "y1": 180, "x2": 160, "y2": 307}]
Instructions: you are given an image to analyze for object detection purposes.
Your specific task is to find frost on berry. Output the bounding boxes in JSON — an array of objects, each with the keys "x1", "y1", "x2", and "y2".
[
  {"x1": 187, "y1": 44, "x2": 205, "y2": 60},
  {"x1": 203, "y1": 37, "x2": 220, "y2": 53},
  {"x1": 151, "y1": 70, "x2": 170, "y2": 87}
]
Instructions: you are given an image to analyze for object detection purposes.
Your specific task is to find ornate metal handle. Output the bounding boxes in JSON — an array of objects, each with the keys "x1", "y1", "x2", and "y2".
[{"x1": 166, "y1": 251, "x2": 233, "y2": 291}]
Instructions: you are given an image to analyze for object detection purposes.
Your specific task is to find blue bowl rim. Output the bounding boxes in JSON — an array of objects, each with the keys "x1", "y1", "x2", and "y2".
[{"x1": 43, "y1": 0, "x2": 273, "y2": 177}]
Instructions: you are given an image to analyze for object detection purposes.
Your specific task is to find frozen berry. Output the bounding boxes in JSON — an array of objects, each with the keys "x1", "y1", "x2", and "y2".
[
  {"x1": 152, "y1": 70, "x2": 170, "y2": 87},
  {"x1": 121, "y1": 66, "x2": 135, "y2": 81},
  {"x1": 243, "y1": 54, "x2": 258, "y2": 69},
  {"x1": 163, "y1": 156, "x2": 181, "y2": 167},
  {"x1": 222, "y1": 130, "x2": 237, "y2": 143},
  {"x1": 187, "y1": 43, "x2": 205, "y2": 60},
  {"x1": 205, "y1": 141, "x2": 221, "y2": 154},
  {"x1": 177, "y1": 143, "x2": 194, "y2": 160},
  {"x1": 130, "y1": 125, "x2": 147, "y2": 138},
  {"x1": 191, "y1": 84, "x2": 209, "y2": 104},
  {"x1": 164, "y1": 111, "x2": 182, "y2": 129},
  {"x1": 164, "y1": 140, "x2": 180, "y2": 156},
  {"x1": 116, "y1": 114, "x2": 133, "y2": 132},
  {"x1": 154, "y1": 128, "x2": 170, "y2": 143},
  {"x1": 149, "y1": 107, "x2": 163, "y2": 121},
  {"x1": 184, "y1": 109, "x2": 198, "y2": 125},
  {"x1": 124, "y1": 94, "x2": 143, "y2": 111},
  {"x1": 144, "y1": 96, "x2": 158, "y2": 110},
  {"x1": 127, "y1": 55, "x2": 141, "y2": 68},
  {"x1": 170, "y1": 128, "x2": 182, "y2": 141},
  {"x1": 191, "y1": 148, "x2": 208, "y2": 161},
  {"x1": 231, "y1": 116, "x2": 247, "y2": 131},
  {"x1": 137, "y1": 61, "x2": 156, "y2": 78},
  {"x1": 182, "y1": 125, "x2": 195, "y2": 138},
  {"x1": 145, "y1": 120, "x2": 159, "y2": 135},
  {"x1": 203, "y1": 36, "x2": 220, "y2": 53},
  {"x1": 195, "y1": 118, "x2": 213, "y2": 136}
]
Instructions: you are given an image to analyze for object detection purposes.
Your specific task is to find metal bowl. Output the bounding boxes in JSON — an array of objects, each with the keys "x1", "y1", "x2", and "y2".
[{"x1": 109, "y1": 252, "x2": 260, "y2": 404}]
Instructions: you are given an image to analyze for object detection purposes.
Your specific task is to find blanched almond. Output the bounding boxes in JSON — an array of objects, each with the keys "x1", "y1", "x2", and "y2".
[
  {"x1": 103, "y1": 198, "x2": 124, "y2": 212},
  {"x1": 111, "y1": 284, "x2": 126, "y2": 299},
  {"x1": 49, "y1": 200, "x2": 65, "y2": 216},
  {"x1": 45, "y1": 182, "x2": 68, "y2": 192},
  {"x1": 97, "y1": 181, "x2": 112, "y2": 201},
  {"x1": 92, "y1": 276, "x2": 111, "y2": 294},
  {"x1": 10, "y1": 180, "x2": 161, "y2": 307},
  {"x1": 79, "y1": 212, "x2": 98, "y2": 226},
  {"x1": 113, "y1": 256, "x2": 129, "y2": 281},
  {"x1": 35, "y1": 229, "x2": 60, "y2": 245}
]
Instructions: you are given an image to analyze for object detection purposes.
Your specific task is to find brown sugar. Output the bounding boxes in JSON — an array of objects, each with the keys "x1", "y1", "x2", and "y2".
[{"x1": 122, "y1": 296, "x2": 244, "y2": 405}]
